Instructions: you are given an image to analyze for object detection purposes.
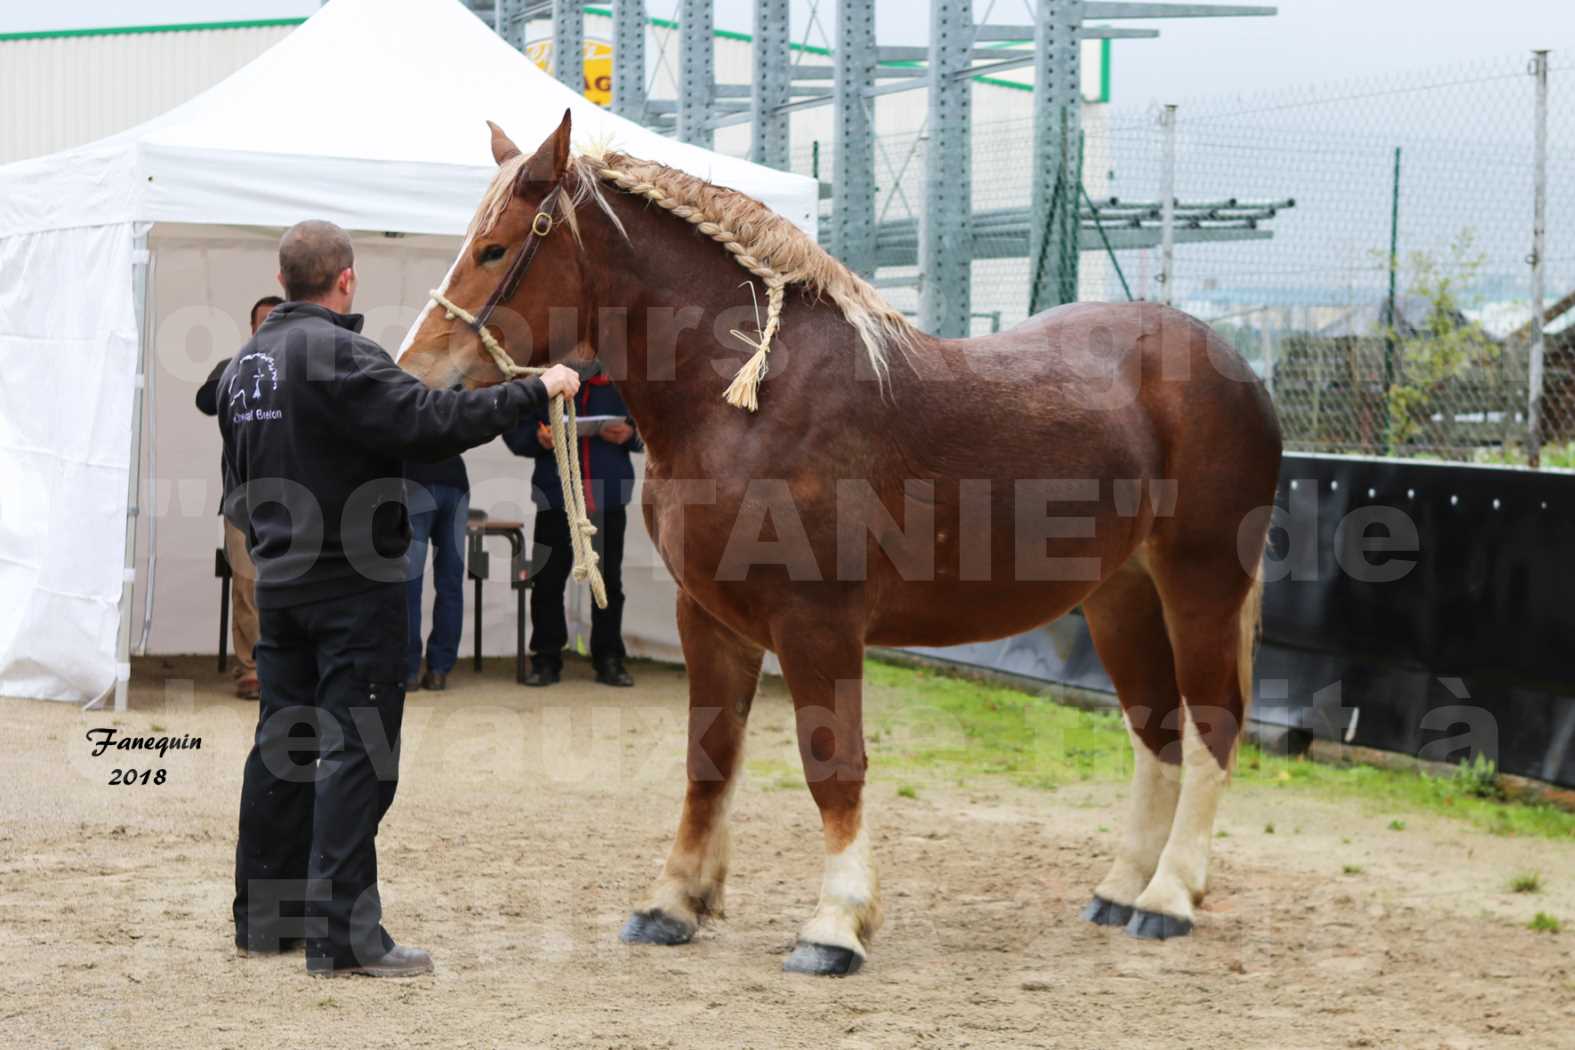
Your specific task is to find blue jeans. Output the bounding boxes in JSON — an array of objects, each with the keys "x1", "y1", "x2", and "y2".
[{"x1": 405, "y1": 483, "x2": 469, "y2": 677}]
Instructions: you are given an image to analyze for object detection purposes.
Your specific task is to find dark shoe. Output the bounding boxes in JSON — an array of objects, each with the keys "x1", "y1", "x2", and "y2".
[
  {"x1": 523, "y1": 661, "x2": 561, "y2": 688},
  {"x1": 235, "y1": 935, "x2": 305, "y2": 957},
  {"x1": 406, "y1": 674, "x2": 421, "y2": 692},
  {"x1": 309, "y1": 944, "x2": 433, "y2": 979},
  {"x1": 420, "y1": 669, "x2": 448, "y2": 691},
  {"x1": 594, "y1": 657, "x2": 634, "y2": 688}
]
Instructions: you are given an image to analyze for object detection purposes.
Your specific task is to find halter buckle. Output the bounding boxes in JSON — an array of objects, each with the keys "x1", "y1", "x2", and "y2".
[{"x1": 532, "y1": 211, "x2": 554, "y2": 237}]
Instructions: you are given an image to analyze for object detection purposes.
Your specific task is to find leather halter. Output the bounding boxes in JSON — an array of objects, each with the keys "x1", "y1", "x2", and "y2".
[
  {"x1": 460, "y1": 183, "x2": 563, "y2": 342},
  {"x1": 424, "y1": 179, "x2": 608, "y2": 611}
]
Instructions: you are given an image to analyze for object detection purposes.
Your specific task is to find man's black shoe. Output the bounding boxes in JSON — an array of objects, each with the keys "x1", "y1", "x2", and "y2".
[
  {"x1": 595, "y1": 657, "x2": 634, "y2": 688},
  {"x1": 524, "y1": 662, "x2": 561, "y2": 687},
  {"x1": 308, "y1": 944, "x2": 433, "y2": 979},
  {"x1": 420, "y1": 669, "x2": 448, "y2": 691},
  {"x1": 236, "y1": 936, "x2": 305, "y2": 957},
  {"x1": 405, "y1": 674, "x2": 421, "y2": 692}
]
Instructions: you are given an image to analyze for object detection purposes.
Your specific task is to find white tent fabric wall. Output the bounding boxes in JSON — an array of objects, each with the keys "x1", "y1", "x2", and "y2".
[
  {"x1": 135, "y1": 226, "x2": 686, "y2": 670},
  {"x1": 0, "y1": 0, "x2": 814, "y2": 702},
  {"x1": 0, "y1": 223, "x2": 139, "y2": 700}
]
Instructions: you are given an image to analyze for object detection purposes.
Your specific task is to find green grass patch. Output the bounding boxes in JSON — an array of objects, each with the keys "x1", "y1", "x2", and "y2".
[
  {"x1": 863, "y1": 660, "x2": 1130, "y2": 791},
  {"x1": 1511, "y1": 872, "x2": 1543, "y2": 894},
  {"x1": 1528, "y1": 912, "x2": 1562, "y2": 934},
  {"x1": 863, "y1": 658, "x2": 1575, "y2": 841},
  {"x1": 1342, "y1": 864, "x2": 1364, "y2": 875},
  {"x1": 896, "y1": 784, "x2": 918, "y2": 800},
  {"x1": 744, "y1": 758, "x2": 803, "y2": 792},
  {"x1": 1236, "y1": 748, "x2": 1575, "y2": 840}
]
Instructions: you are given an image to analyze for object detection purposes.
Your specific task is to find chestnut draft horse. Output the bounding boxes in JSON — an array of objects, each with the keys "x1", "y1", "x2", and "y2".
[{"x1": 399, "y1": 112, "x2": 1283, "y2": 976}]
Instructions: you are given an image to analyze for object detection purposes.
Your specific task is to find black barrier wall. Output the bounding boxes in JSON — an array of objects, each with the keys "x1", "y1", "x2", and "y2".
[{"x1": 906, "y1": 453, "x2": 1575, "y2": 789}]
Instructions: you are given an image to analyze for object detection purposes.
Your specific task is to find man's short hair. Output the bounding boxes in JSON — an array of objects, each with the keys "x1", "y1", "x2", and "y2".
[
  {"x1": 278, "y1": 221, "x2": 354, "y2": 301},
  {"x1": 250, "y1": 295, "x2": 284, "y2": 326}
]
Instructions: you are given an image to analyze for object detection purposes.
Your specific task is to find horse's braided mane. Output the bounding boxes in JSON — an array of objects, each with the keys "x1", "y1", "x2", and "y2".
[{"x1": 471, "y1": 144, "x2": 919, "y2": 405}]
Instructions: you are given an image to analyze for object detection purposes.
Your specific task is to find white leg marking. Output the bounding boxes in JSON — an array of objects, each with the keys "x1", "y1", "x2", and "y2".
[
  {"x1": 799, "y1": 819, "x2": 882, "y2": 957},
  {"x1": 1133, "y1": 708, "x2": 1230, "y2": 922},
  {"x1": 1094, "y1": 717, "x2": 1183, "y2": 907}
]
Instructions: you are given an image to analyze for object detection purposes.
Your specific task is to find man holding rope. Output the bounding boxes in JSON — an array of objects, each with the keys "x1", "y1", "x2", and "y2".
[{"x1": 222, "y1": 219, "x2": 579, "y2": 978}]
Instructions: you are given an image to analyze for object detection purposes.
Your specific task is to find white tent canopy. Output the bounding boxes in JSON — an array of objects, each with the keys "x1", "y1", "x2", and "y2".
[
  {"x1": 0, "y1": 0, "x2": 816, "y2": 240},
  {"x1": 0, "y1": 0, "x2": 817, "y2": 703}
]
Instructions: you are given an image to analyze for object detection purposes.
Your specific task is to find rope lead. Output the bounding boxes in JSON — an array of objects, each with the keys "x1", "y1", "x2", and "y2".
[{"x1": 429, "y1": 288, "x2": 608, "y2": 610}]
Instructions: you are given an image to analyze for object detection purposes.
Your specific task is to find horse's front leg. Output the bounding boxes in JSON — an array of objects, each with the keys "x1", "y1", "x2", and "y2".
[
  {"x1": 621, "y1": 592, "x2": 763, "y2": 946},
  {"x1": 774, "y1": 618, "x2": 880, "y2": 976}
]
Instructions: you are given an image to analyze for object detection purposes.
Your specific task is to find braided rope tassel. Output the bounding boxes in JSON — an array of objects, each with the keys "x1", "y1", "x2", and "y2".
[
  {"x1": 721, "y1": 279, "x2": 785, "y2": 412},
  {"x1": 429, "y1": 288, "x2": 608, "y2": 610}
]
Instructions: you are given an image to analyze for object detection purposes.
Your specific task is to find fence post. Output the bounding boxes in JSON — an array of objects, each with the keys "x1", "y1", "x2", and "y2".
[
  {"x1": 495, "y1": 0, "x2": 526, "y2": 49},
  {"x1": 751, "y1": 0, "x2": 791, "y2": 169},
  {"x1": 1029, "y1": 0, "x2": 1083, "y2": 314},
  {"x1": 1157, "y1": 104, "x2": 1177, "y2": 305},
  {"x1": 550, "y1": 0, "x2": 585, "y2": 95},
  {"x1": 831, "y1": 0, "x2": 877, "y2": 277},
  {"x1": 1383, "y1": 145, "x2": 1402, "y2": 455},
  {"x1": 1527, "y1": 49, "x2": 1550, "y2": 467},
  {"x1": 677, "y1": 0, "x2": 715, "y2": 147},
  {"x1": 610, "y1": 0, "x2": 648, "y2": 123},
  {"x1": 920, "y1": 0, "x2": 974, "y2": 337}
]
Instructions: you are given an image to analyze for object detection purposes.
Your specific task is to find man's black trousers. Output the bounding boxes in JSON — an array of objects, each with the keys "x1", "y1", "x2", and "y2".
[
  {"x1": 234, "y1": 583, "x2": 407, "y2": 973},
  {"x1": 529, "y1": 505, "x2": 626, "y2": 667}
]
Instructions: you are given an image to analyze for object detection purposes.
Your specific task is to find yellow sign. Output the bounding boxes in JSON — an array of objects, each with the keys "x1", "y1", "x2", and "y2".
[{"x1": 526, "y1": 37, "x2": 615, "y2": 108}]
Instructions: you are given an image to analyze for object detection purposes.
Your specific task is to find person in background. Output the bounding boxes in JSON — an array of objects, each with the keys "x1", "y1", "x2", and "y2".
[
  {"x1": 503, "y1": 360, "x2": 640, "y2": 688},
  {"x1": 403, "y1": 455, "x2": 469, "y2": 692},
  {"x1": 196, "y1": 294, "x2": 282, "y2": 699}
]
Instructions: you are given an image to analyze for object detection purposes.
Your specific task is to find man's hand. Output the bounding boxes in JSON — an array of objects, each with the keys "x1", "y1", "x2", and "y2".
[
  {"x1": 600, "y1": 421, "x2": 635, "y2": 445},
  {"x1": 537, "y1": 421, "x2": 554, "y2": 449},
  {"x1": 537, "y1": 364, "x2": 581, "y2": 399}
]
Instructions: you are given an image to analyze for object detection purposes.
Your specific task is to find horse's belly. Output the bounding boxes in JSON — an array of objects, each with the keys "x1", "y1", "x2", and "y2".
[{"x1": 865, "y1": 578, "x2": 1094, "y2": 648}]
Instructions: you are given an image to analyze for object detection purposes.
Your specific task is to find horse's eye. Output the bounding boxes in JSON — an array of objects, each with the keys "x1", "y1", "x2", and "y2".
[{"x1": 479, "y1": 244, "x2": 508, "y2": 264}]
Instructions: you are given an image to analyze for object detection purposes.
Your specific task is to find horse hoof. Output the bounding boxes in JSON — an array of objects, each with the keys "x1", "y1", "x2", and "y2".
[
  {"x1": 1081, "y1": 895, "x2": 1135, "y2": 927},
  {"x1": 619, "y1": 909, "x2": 695, "y2": 946},
  {"x1": 1125, "y1": 908, "x2": 1193, "y2": 940},
  {"x1": 783, "y1": 941, "x2": 863, "y2": 976}
]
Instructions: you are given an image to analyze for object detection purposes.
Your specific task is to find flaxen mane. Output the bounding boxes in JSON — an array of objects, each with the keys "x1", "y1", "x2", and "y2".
[{"x1": 471, "y1": 145, "x2": 919, "y2": 410}]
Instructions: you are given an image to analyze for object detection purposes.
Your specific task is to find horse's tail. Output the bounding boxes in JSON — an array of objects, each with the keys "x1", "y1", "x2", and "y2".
[{"x1": 1237, "y1": 563, "x2": 1265, "y2": 746}]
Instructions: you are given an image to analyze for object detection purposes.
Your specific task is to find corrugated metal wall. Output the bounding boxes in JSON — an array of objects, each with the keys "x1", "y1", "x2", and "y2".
[{"x1": 0, "y1": 24, "x2": 297, "y2": 165}]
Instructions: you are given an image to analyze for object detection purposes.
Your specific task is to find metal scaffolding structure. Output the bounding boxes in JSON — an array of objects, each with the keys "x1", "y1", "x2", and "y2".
[{"x1": 466, "y1": 0, "x2": 1281, "y2": 336}]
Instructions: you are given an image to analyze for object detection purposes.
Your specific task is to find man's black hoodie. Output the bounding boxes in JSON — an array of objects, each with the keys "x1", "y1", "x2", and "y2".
[{"x1": 219, "y1": 301, "x2": 547, "y2": 609}]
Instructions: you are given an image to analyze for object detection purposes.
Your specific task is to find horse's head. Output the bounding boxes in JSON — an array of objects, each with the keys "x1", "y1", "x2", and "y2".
[{"x1": 399, "y1": 110, "x2": 592, "y2": 389}]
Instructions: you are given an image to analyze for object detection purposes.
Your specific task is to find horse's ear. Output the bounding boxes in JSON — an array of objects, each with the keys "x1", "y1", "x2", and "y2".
[
  {"x1": 518, "y1": 108, "x2": 573, "y2": 190},
  {"x1": 487, "y1": 120, "x2": 520, "y2": 166}
]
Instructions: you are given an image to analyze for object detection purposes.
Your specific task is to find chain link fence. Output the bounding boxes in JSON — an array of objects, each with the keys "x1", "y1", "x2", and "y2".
[
  {"x1": 788, "y1": 54, "x2": 1572, "y2": 467},
  {"x1": 1096, "y1": 54, "x2": 1572, "y2": 466}
]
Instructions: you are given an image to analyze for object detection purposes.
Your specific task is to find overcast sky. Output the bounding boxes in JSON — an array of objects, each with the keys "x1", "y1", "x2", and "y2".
[{"x1": 5, "y1": 1, "x2": 1570, "y2": 107}]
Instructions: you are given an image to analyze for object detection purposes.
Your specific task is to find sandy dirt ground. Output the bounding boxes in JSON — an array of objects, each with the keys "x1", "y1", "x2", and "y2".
[{"x1": 3, "y1": 655, "x2": 1573, "y2": 1049}]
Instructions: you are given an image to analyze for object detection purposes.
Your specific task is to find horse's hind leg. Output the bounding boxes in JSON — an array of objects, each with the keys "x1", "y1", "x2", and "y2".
[
  {"x1": 1080, "y1": 556, "x2": 1185, "y2": 929},
  {"x1": 621, "y1": 592, "x2": 764, "y2": 946},
  {"x1": 1124, "y1": 540, "x2": 1261, "y2": 940}
]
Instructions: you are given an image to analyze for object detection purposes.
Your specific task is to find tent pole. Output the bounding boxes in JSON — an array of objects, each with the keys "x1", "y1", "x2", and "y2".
[{"x1": 112, "y1": 230, "x2": 152, "y2": 713}]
